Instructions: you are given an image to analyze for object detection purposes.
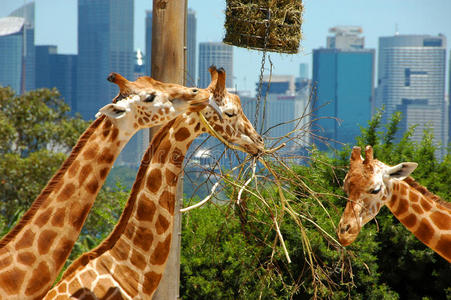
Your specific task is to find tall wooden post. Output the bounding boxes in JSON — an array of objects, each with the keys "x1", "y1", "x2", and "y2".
[{"x1": 151, "y1": 1, "x2": 187, "y2": 299}]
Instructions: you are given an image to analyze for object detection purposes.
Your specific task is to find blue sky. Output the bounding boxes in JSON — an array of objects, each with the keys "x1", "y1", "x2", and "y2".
[{"x1": 2, "y1": 0, "x2": 451, "y2": 93}]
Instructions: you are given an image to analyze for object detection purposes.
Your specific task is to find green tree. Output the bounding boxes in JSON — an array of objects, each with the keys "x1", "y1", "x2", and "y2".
[
  {"x1": 180, "y1": 111, "x2": 451, "y2": 299},
  {"x1": 0, "y1": 87, "x2": 88, "y2": 223}
]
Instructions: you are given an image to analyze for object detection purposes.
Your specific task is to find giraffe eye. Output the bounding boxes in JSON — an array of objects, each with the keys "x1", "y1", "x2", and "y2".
[
  {"x1": 224, "y1": 112, "x2": 236, "y2": 118},
  {"x1": 369, "y1": 186, "x2": 381, "y2": 194},
  {"x1": 144, "y1": 94, "x2": 156, "y2": 103}
]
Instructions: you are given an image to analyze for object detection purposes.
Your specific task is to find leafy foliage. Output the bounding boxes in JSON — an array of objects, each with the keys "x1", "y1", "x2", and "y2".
[
  {"x1": 180, "y1": 111, "x2": 451, "y2": 299},
  {"x1": 0, "y1": 87, "x2": 88, "y2": 223}
]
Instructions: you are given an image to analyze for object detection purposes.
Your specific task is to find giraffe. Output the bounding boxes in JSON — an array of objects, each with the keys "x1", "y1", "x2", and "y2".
[
  {"x1": 44, "y1": 66, "x2": 265, "y2": 299},
  {"x1": 338, "y1": 145, "x2": 451, "y2": 263},
  {"x1": 0, "y1": 72, "x2": 213, "y2": 299}
]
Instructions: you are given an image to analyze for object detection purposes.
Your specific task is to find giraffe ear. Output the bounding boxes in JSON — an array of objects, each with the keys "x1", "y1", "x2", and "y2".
[{"x1": 385, "y1": 162, "x2": 418, "y2": 180}]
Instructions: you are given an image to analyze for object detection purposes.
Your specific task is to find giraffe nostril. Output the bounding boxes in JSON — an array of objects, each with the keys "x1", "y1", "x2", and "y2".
[{"x1": 340, "y1": 224, "x2": 351, "y2": 234}]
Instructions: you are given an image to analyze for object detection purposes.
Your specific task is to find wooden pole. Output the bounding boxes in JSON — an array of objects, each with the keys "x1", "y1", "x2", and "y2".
[{"x1": 151, "y1": 1, "x2": 186, "y2": 299}]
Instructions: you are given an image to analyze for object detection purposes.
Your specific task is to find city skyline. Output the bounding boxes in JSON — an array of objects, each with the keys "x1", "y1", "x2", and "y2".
[{"x1": 2, "y1": 0, "x2": 451, "y2": 93}]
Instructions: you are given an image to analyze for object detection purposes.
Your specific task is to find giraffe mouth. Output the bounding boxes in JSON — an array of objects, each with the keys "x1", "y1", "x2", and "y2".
[{"x1": 96, "y1": 103, "x2": 129, "y2": 119}]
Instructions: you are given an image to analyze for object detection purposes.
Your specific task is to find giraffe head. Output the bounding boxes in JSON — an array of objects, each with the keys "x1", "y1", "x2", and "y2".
[
  {"x1": 338, "y1": 145, "x2": 418, "y2": 246},
  {"x1": 200, "y1": 66, "x2": 265, "y2": 155},
  {"x1": 96, "y1": 72, "x2": 213, "y2": 131}
]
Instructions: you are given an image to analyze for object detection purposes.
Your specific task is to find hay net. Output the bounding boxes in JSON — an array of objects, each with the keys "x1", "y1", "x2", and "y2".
[{"x1": 223, "y1": 0, "x2": 303, "y2": 54}]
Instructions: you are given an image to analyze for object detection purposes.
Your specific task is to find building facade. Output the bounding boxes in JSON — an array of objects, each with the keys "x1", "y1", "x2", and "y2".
[
  {"x1": 0, "y1": 17, "x2": 26, "y2": 93},
  {"x1": 376, "y1": 35, "x2": 447, "y2": 154},
  {"x1": 198, "y1": 42, "x2": 233, "y2": 88},
  {"x1": 76, "y1": 0, "x2": 134, "y2": 120},
  {"x1": 8, "y1": 1, "x2": 35, "y2": 93},
  {"x1": 312, "y1": 27, "x2": 374, "y2": 150},
  {"x1": 0, "y1": 2, "x2": 35, "y2": 94},
  {"x1": 35, "y1": 45, "x2": 77, "y2": 113},
  {"x1": 186, "y1": 9, "x2": 197, "y2": 86}
]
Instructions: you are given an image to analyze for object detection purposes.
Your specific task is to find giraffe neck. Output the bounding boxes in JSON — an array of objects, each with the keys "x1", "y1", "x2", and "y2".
[
  {"x1": 45, "y1": 114, "x2": 205, "y2": 299},
  {"x1": 0, "y1": 116, "x2": 135, "y2": 299},
  {"x1": 386, "y1": 180, "x2": 451, "y2": 262}
]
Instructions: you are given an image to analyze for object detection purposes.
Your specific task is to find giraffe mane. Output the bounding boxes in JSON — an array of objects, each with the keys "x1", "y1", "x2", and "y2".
[
  {"x1": 0, "y1": 116, "x2": 107, "y2": 248},
  {"x1": 403, "y1": 177, "x2": 451, "y2": 209},
  {"x1": 61, "y1": 117, "x2": 178, "y2": 279}
]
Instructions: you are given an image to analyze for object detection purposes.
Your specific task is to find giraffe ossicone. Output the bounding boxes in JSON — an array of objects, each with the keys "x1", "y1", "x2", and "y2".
[
  {"x1": 45, "y1": 66, "x2": 265, "y2": 299},
  {"x1": 338, "y1": 145, "x2": 451, "y2": 263},
  {"x1": 0, "y1": 73, "x2": 211, "y2": 300}
]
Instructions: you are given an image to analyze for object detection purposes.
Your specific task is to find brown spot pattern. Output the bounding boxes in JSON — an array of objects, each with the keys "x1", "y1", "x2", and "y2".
[
  {"x1": 133, "y1": 226, "x2": 154, "y2": 252},
  {"x1": 25, "y1": 261, "x2": 51, "y2": 295},
  {"x1": 83, "y1": 144, "x2": 99, "y2": 160},
  {"x1": 51, "y1": 207, "x2": 66, "y2": 227},
  {"x1": 115, "y1": 264, "x2": 139, "y2": 298},
  {"x1": 414, "y1": 219, "x2": 434, "y2": 244},
  {"x1": 58, "y1": 183, "x2": 76, "y2": 202},
  {"x1": 175, "y1": 127, "x2": 191, "y2": 141},
  {"x1": 17, "y1": 251, "x2": 36, "y2": 265},
  {"x1": 146, "y1": 169, "x2": 162, "y2": 194},
  {"x1": 0, "y1": 255, "x2": 12, "y2": 269},
  {"x1": 98, "y1": 149, "x2": 115, "y2": 164},
  {"x1": 194, "y1": 123, "x2": 201, "y2": 132},
  {"x1": 68, "y1": 160, "x2": 80, "y2": 178},
  {"x1": 393, "y1": 197, "x2": 409, "y2": 216},
  {"x1": 430, "y1": 211, "x2": 451, "y2": 230},
  {"x1": 130, "y1": 249, "x2": 146, "y2": 270},
  {"x1": 99, "y1": 167, "x2": 109, "y2": 180},
  {"x1": 156, "y1": 139, "x2": 171, "y2": 164},
  {"x1": 111, "y1": 239, "x2": 130, "y2": 261},
  {"x1": 16, "y1": 229, "x2": 34, "y2": 249},
  {"x1": 156, "y1": 214, "x2": 170, "y2": 234},
  {"x1": 411, "y1": 204, "x2": 423, "y2": 215},
  {"x1": 78, "y1": 164, "x2": 93, "y2": 186},
  {"x1": 34, "y1": 207, "x2": 53, "y2": 227},
  {"x1": 0, "y1": 268, "x2": 26, "y2": 294},
  {"x1": 110, "y1": 128, "x2": 119, "y2": 141},
  {"x1": 435, "y1": 234, "x2": 451, "y2": 260},
  {"x1": 401, "y1": 214, "x2": 418, "y2": 228},
  {"x1": 409, "y1": 191, "x2": 419, "y2": 203},
  {"x1": 420, "y1": 197, "x2": 432, "y2": 211},
  {"x1": 149, "y1": 234, "x2": 172, "y2": 265},
  {"x1": 53, "y1": 238, "x2": 73, "y2": 264},
  {"x1": 70, "y1": 203, "x2": 91, "y2": 230},
  {"x1": 86, "y1": 178, "x2": 99, "y2": 194},
  {"x1": 38, "y1": 230, "x2": 57, "y2": 255},
  {"x1": 142, "y1": 271, "x2": 162, "y2": 295},
  {"x1": 159, "y1": 191, "x2": 175, "y2": 215},
  {"x1": 68, "y1": 278, "x2": 82, "y2": 295},
  {"x1": 171, "y1": 148, "x2": 184, "y2": 168},
  {"x1": 165, "y1": 169, "x2": 178, "y2": 186},
  {"x1": 136, "y1": 194, "x2": 157, "y2": 222}
]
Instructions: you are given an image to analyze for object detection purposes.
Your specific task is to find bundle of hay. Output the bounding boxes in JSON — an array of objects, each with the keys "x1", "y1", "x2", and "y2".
[{"x1": 223, "y1": 0, "x2": 303, "y2": 54}]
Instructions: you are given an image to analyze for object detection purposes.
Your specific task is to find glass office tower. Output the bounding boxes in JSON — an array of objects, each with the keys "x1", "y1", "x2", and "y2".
[
  {"x1": 312, "y1": 50, "x2": 374, "y2": 149},
  {"x1": 198, "y1": 42, "x2": 233, "y2": 89},
  {"x1": 77, "y1": 0, "x2": 134, "y2": 120},
  {"x1": 376, "y1": 35, "x2": 447, "y2": 155}
]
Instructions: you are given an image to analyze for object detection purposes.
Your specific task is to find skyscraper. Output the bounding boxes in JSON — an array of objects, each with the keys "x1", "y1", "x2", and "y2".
[
  {"x1": 76, "y1": 0, "x2": 134, "y2": 120},
  {"x1": 35, "y1": 45, "x2": 77, "y2": 113},
  {"x1": 0, "y1": 17, "x2": 26, "y2": 93},
  {"x1": 145, "y1": 9, "x2": 197, "y2": 85},
  {"x1": 145, "y1": 10, "x2": 152, "y2": 77},
  {"x1": 0, "y1": 2, "x2": 35, "y2": 94},
  {"x1": 299, "y1": 63, "x2": 309, "y2": 80},
  {"x1": 312, "y1": 27, "x2": 374, "y2": 150},
  {"x1": 376, "y1": 35, "x2": 447, "y2": 154},
  {"x1": 8, "y1": 1, "x2": 35, "y2": 93},
  {"x1": 198, "y1": 42, "x2": 233, "y2": 88},
  {"x1": 186, "y1": 9, "x2": 197, "y2": 86}
]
